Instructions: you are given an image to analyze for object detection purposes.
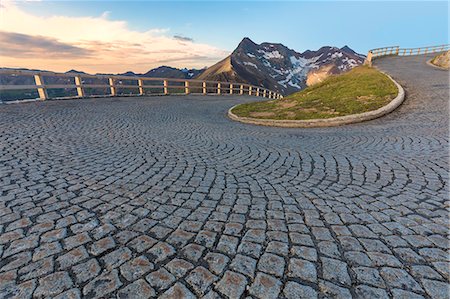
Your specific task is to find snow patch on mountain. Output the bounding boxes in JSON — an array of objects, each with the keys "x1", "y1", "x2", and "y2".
[
  {"x1": 258, "y1": 50, "x2": 284, "y2": 60},
  {"x1": 243, "y1": 62, "x2": 258, "y2": 69},
  {"x1": 331, "y1": 52, "x2": 344, "y2": 58}
]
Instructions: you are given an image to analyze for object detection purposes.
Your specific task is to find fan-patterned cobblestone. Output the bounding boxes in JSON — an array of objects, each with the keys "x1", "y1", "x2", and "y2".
[{"x1": 0, "y1": 54, "x2": 448, "y2": 298}]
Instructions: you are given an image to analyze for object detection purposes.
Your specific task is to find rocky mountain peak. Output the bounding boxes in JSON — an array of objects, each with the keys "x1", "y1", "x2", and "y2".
[{"x1": 199, "y1": 38, "x2": 365, "y2": 95}]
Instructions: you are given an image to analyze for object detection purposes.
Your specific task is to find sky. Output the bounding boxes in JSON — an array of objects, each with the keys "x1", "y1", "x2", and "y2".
[{"x1": 0, "y1": 0, "x2": 448, "y2": 74}]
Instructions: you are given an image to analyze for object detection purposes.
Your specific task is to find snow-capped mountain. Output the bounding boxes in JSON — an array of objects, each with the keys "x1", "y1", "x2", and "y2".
[{"x1": 197, "y1": 37, "x2": 365, "y2": 95}]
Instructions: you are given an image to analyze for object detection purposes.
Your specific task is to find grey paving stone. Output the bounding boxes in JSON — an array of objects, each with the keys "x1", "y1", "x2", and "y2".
[
  {"x1": 288, "y1": 258, "x2": 317, "y2": 282},
  {"x1": 145, "y1": 268, "x2": 175, "y2": 291},
  {"x1": 0, "y1": 279, "x2": 36, "y2": 299},
  {"x1": 159, "y1": 282, "x2": 196, "y2": 299},
  {"x1": 321, "y1": 257, "x2": 351, "y2": 285},
  {"x1": 101, "y1": 247, "x2": 132, "y2": 269},
  {"x1": 248, "y1": 272, "x2": 282, "y2": 299},
  {"x1": 217, "y1": 234, "x2": 239, "y2": 255},
  {"x1": 410, "y1": 265, "x2": 443, "y2": 280},
  {"x1": 319, "y1": 280, "x2": 352, "y2": 299},
  {"x1": 34, "y1": 271, "x2": 73, "y2": 298},
  {"x1": 165, "y1": 258, "x2": 194, "y2": 278},
  {"x1": 230, "y1": 254, "x2": 257, "y2": 278},
  {"x1": 117, "y1": 279, "x2": 155, "y2": 299},
  {"x1": 290, "y1": 245, "x2": 317, "y2": 261},
  {"x1": 63, "y1": 233, "x2": 91, "y2": 250},
  {"x1": 53, "y1": 288, "x2": 81, "y2": 299},
  {"x1": 147, "y1": 242, "x2": 175, "y2": 263},
  {"x1": 0, "y1": 270, "x2": 16, "y2": 287},
  {"x1": 237, "y1": 240, "x2": 262, "y2": 258},
  {"x1": 215, "y1": 270, "x2": 247, "y2": 299},
  {"x1": 185, "y1": 266, "x2": 216, "y2": 296},
  {"x1": 4, "y1": 235, "x2": 39, "y2": 257},
  {"x1": 83, "y1": 269, "x2": 122, "y2": 298},
  {"x1": 2, "y1": 252, "x2": 32, "y2": 272},
  {"x1": 89, "y1": 236, "x2": 116, "y2": 255},
  {"x1": 258, "y1": 253, "x2": 285, "y2": 277},
  {"x1": 204, "y1": 252, "x2": 230, "y2": 275},
  {"x1": 120, "y1": 255, "x2": 154, "y2": 281},
  {"x1": 355, "y1": 285, "x2": 389, "y2": 299},
  {"x1": 56, "y1": 246, "x2": 88, "y2": 269},
  {"x1": 72, "y1": 258, "x2": 101, "y2": 284},
  {"x1": 353, "y1": 266, "x2": 385, "y2": 287},
  {"x1": 391, "y1": 288, "x2": 425, "y2": 299},
  {"x1": 421, "y1": 279, "x2": 449, "y2": 299},
  {"x1": 181, "y1": 243, "x2": 205, "y2": 262},
  {"x1": 40, "y1": 228, "x2": 67, "y2": 243},
  {"x1": 283, "y1": 281, "x2": 318, "y2": 299},
  {"x1": 380, "y1": 267, "x2": 423, "y2": 292}
]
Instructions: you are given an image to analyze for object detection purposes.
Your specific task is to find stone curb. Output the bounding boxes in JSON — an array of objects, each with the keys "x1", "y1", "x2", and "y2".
[{"x1": 228, "y1": 73, "x2": 405, "y2": 128}]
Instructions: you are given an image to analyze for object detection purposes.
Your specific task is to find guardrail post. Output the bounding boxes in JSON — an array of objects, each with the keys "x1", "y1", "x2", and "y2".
[
  {"x1": 229, "y1": 83, "x2": 233, "y2": 95},
  {"x1": 217, "y1": 83, "x2": 221, "y2": 95},
  {"x1": 240, "y1": 85, "x2": 243, "y2": 95},
  {"x1": 364, "y1": 51, "x2": 373, "y2": 66},
  {"x1": 185, "y1": 81, "x2": 190, "y2": 94},
  {"x1": 248, "y1": 86, "x2": 252, "y2": 95},
  {"x1": 74, "y1": 75, "x2": 85, "y2": 98},
  {"x1": 138, "y1": 79, "x2": 144, "y2": 95},
  {"x1": 33, "y1": 74, "x2": 48, "y2": 100},
  {"x1": 202, "y1": 82, "x2": 207, "y2": 95},
  {"x1": 108, "y1": 78, "x2": 116, "y2": 96},
  {"x1": 395, "y1": 47, "x2": 399, "y2": 55},
  {"x1": 163, "y1": 80, "x2": 168, "y2": 95},
  {"x1": 256, "y1": 88, "x2": 260, "y2": 97},
  {"x1": 263, "y1": 90, "x2": 266, "y2": 98}
]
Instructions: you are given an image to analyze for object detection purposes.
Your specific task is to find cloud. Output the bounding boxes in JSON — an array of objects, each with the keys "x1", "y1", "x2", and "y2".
[
  {"x1": 0, "y1": 31, "x2": 90, "y2": 58},
  {"x1": 173, "y1": 35, "x2": 194, "y2": 42},
  {"x1": 100, "y1": 11, "x2": 111, "y2": 19},
  {"x1": 0, "y1": 1, "x2": 229, "y2": 73}
]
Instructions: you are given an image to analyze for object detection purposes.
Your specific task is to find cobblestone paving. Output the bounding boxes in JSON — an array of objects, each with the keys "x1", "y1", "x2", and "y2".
[{"x1": 0, "y1": 54, "x2": 448, "y2": 298}]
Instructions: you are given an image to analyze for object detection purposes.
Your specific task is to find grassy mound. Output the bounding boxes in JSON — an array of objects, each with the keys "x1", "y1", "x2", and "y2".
[
  {"x1": 430, "y1": 51, "x2": 450, "y2": 69},
  {"x1": 231, "y1": 66, "x2": 398, "y2": 120}
]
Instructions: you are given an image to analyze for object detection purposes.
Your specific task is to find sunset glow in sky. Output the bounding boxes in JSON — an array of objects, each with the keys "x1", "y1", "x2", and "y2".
[{"x1": 0, "y1": 1, "x2": 448, "y2": 74}]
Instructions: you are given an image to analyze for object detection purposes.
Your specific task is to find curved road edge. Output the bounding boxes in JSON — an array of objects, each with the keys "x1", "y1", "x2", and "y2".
[{"x1": 228, "y1": 73, "x2": 405, "y2": 128}]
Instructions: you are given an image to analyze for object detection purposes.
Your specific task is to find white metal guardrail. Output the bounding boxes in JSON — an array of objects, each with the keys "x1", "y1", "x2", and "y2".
[
  {"x1": 365, "y1": 44, "x2": 449, "y2": 64},
  {"x1": 0, "y1": 68, "x2": 283, "y2": 102}
]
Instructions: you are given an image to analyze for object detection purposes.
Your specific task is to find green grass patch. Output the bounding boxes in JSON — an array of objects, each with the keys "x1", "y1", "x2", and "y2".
[{"x1": 231, "y1": 66, "x2": 398, "y2": 120}]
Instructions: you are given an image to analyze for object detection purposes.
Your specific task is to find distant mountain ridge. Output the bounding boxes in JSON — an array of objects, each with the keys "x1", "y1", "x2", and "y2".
[
  {"x1": 197, "y1": 37, "x2": 365, "y2": 95},
  {"x1": 97, "y1": 66, "x2": 205, "y2": 79}
]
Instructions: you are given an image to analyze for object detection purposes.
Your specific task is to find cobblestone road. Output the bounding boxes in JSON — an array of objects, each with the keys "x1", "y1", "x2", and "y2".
[{"x1": 0, "y1": 54, "x2": 448, "y2": 299}]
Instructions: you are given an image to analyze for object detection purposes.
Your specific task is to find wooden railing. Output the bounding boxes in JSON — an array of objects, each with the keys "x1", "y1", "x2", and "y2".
[
  {"x1": 365, "y1": 44, "x2": 449, "y2": 64},
  {"x1": 0, "y1": 68, "x2": 283, "y2": 102}
]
